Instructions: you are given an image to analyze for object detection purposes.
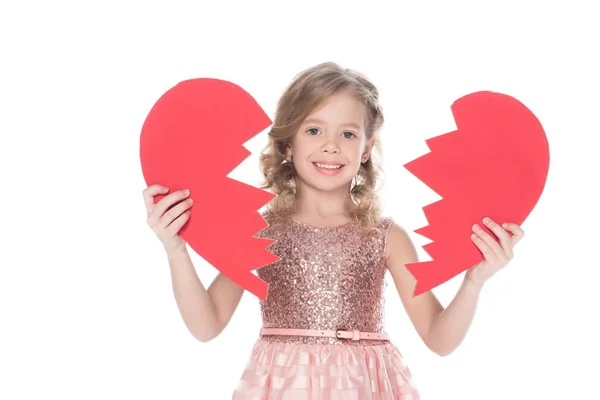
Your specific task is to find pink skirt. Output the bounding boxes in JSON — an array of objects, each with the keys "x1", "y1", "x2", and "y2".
[{"x1": 232, "y1": 338, "x2": 420, "y2": 399}]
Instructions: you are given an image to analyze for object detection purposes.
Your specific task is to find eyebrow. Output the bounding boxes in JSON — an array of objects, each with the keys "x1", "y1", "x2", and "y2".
[{"x1": 303, "y1": 118, "x2": 361, "y2": 130}]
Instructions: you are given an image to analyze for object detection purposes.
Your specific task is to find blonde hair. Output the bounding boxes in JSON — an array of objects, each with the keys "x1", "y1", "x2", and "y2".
[{"x1": 259, "y1": 62, "x2": 385, "y2": 234}]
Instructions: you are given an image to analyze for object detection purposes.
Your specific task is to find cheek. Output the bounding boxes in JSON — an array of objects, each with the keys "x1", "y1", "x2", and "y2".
[
  {"x1": 292, "y1": 138, "x2": 318, "y2": 157},
  {"x1": 292, "y1": 145, "x2": 311, "y2": 159},
  {"x1": 343, "y1": 142, "x2": 363, "y2": 160}
]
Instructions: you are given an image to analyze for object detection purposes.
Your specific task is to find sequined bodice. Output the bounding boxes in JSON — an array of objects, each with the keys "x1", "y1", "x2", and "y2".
[{"x1": 255, "y1": 214, "x2": 393, "y2": 344}]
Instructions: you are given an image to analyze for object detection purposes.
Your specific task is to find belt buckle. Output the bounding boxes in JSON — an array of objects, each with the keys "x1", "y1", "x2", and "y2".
[
  {"x1": 335, "y1": 328, "x2": 349, "y2": 340},
  {"x1": 335, "y1": 328, "x2": 360, "y2": 341}
]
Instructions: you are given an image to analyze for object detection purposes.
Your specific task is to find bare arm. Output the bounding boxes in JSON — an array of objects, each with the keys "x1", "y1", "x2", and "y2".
[
  {"x1": 424, "y1": 278, "x2": 483, "y2": 356},
  {"x1": 143, "y1": 185, "x2": 245, "y2": 343},
  {"x1": 167, "y1": 245, "x2": 244, "y2": 342},
  {"x1": 385, "y1": 222, "x2": 483, "y2": 356},
  {"x1": 425, "y1": 218, "x2": 524, "y2": 355}
]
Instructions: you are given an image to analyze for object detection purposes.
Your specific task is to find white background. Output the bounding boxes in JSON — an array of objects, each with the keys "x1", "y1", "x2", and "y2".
[{"x1": 1, "y1": 1, "x2": 599, "y2": 399}]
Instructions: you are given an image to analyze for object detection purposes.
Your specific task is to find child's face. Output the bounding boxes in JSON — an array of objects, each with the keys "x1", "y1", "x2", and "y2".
[{"x1": 288, "y1": 91, "x2": 373, "y2": 192}]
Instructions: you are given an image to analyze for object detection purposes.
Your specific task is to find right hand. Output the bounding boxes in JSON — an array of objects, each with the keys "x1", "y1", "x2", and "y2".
[{"x1": 143, "y1": 184, "x2": 194, "y2": 252}]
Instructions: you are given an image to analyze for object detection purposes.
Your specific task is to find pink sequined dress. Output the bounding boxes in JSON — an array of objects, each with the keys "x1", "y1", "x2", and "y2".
[{"x1": 232, "y1": 213, "x2": 420, "y2": 399}]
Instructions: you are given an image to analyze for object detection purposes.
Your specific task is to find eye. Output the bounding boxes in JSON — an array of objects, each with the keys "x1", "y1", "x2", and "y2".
[
  {"x1": 307, "y1": 128, "x2": 320, "y2": 136},
  {"x1": 342, "y1": 131, "x2": 356, "y2": 139}
]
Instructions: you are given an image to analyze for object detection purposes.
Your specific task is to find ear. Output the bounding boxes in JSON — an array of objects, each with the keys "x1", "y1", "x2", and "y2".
[
  {"x1": 285, "y1": 142, "x2": 292, "y2": 157},
  {"x1": 361, "y1": 140, "x2": 374, "y2": 163}
]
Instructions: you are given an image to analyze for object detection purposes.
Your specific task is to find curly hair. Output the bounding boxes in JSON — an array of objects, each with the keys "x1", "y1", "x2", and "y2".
[{"x1": 259, "y1": 62, "x2": 386, "y2": 235}]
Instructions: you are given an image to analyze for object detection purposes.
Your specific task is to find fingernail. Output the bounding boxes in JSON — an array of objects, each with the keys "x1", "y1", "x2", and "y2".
[
  {"x1": 483, "y1": 217, "x2": 490, "y2": 224},
  {"x1": 502, "y1": 223, "x2": 508, "y2": 228}
]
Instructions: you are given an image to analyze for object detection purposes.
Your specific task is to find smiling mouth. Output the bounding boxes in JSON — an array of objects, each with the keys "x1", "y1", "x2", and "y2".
[
  {"x1": 312, "y1": 162, "x2": 345, "y2": 176},
  {"x1": 313, "y1": 162, "x2": 344, "y2": 170}
]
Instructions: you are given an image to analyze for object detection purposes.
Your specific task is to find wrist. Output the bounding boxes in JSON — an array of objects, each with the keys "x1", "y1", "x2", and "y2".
[
  {"x1": 463, "y1": 275, "x2": 485, "y2": 292},
  {"x1": 165, "y1": 242, "x2": 188, "y2": 257}
]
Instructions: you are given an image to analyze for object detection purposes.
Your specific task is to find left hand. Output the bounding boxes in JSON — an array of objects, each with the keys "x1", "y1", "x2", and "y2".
[{"x1": 465, "y1": 217, "x2": 525, "y2": 285}]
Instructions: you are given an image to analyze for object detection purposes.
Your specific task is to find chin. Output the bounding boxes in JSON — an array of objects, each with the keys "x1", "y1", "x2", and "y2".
[{"x1": 309, "y1": 180, "x2": 352, "y2": 192}]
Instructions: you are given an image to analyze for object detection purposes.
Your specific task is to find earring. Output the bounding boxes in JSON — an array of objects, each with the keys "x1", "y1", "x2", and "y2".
[{"x1": 284, "y1": 155, "x2": 293, "y2": 164}]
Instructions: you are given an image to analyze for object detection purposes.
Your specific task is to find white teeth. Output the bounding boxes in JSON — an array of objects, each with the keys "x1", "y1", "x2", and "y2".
[{"x1": 315, "y1": 163, "x2": 342, "y2": 169}]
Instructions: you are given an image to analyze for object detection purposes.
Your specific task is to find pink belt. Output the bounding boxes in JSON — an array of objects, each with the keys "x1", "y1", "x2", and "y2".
[{"x1": 260, "y1": 328, "x2": 389, "y2": 341}]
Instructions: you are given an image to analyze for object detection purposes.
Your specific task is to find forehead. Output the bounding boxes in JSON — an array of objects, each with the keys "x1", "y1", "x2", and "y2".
[{"x1": 302, "y1": 92, "x2": 366, "y2": 130}]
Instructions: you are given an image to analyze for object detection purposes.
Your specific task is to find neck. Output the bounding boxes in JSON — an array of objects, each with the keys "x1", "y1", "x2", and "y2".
[{"x1": 293, "y1": 182, "x2": 354, "y2": 222}]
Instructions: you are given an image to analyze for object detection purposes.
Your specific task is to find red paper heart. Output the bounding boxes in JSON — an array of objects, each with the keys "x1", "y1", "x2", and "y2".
[
  {"x1": 139, "y1": 78, "x2": 280, "y2": 300},
  {"x1": 403, "y1": 91, "x2": 550, "y2": 296}
]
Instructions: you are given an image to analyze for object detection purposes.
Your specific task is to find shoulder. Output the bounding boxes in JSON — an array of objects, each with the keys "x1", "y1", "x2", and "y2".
[
  {"x1": 255, "y1": 209, "x2": 287, "y2": 237},
  {"x1": 382, "y1": 218, "x2": 418, "y2": 264},
  {"x1": 255, "y1": 210, "x2": 274, "y2": 237},
  {"x1": 379, "y1": 215, "x2": 394, "y2": 232},
  {"x1": 259, "y1": 209, "x2": 280, "y2": 224}
]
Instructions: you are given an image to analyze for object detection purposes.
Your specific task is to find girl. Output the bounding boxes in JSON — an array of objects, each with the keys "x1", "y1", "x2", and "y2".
[{"x1": 143, "y1": 61, "x2": 525, "y2": 399}]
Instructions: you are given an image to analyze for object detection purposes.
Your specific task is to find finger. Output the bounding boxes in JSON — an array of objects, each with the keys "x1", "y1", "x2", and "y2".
[
  {"x1": 483, "y1": 218, "x2": 514, "y2": 259},
  {"x1": 471, "y1": 233, "x2": 498, "y2": 262},
  {"x1": 143, "y1": 185, "x2": 169, "y2": 211},
  {"x1": 472, "y1": 223, "x2": 505, "y2": 260},
  {"x1": 165, "y1": 209, "x2": 191, "y2": 236},
  {"x1": 502, "y1": 222, "x2": 525, "y2": 246},
  {"x1": 150, "y1": 189, "x2": 190, "y2": 222},
  {"x1": 160, "y1": 197, "x2": 194, "y2": 229}
]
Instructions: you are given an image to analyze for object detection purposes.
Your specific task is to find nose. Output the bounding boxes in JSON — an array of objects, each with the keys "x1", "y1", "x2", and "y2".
[{"x1": 321, "y1": 136, "x2": 340, "y2": 154}]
